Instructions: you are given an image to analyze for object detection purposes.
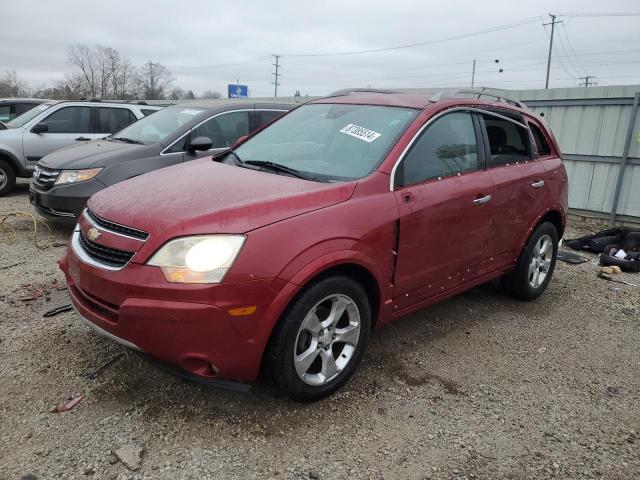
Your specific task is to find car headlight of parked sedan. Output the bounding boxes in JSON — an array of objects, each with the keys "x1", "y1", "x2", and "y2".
[
  {"x1": 55, "y1": 168, "x2": 103, "y2": 185},
  {"x1": 147, "y1": 235, "x2": 246, "y2": 283}
]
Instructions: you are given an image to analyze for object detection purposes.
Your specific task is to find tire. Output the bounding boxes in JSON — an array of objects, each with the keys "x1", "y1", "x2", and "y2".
[
  {"x1": 0, "y1": 159, "x2": 16, "y2": 196},
  {"x1": 265, "y1": 275, "x2": 371, "y2": 401},
  {"x1": 501, "y1": 221, "x2": 559, "y2": 301}
]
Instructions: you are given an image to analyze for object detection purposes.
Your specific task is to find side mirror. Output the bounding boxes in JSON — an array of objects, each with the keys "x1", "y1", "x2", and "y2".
[
  {"x1": 31, "y1": 123, "x2": 49, "y2": 134},
  {"x1": 187, "y1": 136, "x2": 213, "y2": 153},
  {"x1": 232, "y1": 135, "x2": 249, "y2": 148}
]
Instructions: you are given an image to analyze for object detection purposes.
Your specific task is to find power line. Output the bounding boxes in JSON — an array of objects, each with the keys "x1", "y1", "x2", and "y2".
[
  {"x1": 557, "y1": 12, "x2": 640, "y2": 18},
  {"x1": 559, "y1": 23, "x2": 590, "y2": 76},
  {"x1": 281, "y1": 16, "x2": 543, "y2": 57}
]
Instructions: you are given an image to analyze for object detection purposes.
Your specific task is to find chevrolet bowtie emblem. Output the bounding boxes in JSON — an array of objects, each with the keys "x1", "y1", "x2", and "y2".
[{"x1": 87, "y1": 227, "x2": 102, "y2": 241}]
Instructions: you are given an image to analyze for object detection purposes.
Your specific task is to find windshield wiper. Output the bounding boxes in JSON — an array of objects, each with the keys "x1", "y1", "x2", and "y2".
[
  {"x1": 112, "y1": 136, "x2": 143, "y2": 145},
  {"x1": 243, "y1": 160, "x2": 314, "y2": 180}
]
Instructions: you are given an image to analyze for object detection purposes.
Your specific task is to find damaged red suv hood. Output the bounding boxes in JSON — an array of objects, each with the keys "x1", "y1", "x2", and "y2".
[{"x1": 87, "y1": 157, "x2": 355, "y2": 240}]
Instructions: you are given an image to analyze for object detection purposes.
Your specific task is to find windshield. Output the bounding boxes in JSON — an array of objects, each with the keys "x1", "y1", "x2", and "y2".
[
  {"x1": 110, "y1": 106, "x2": 204, "y2": 145},
  {"x1": 234, "y1": 103, "x2": 419, "y2": 181},
  {"x1": 6, "y1": 103, "x2": 53, "y2": 128}
]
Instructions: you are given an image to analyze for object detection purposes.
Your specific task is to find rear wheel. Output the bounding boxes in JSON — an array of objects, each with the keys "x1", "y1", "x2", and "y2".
[
  {"x1": 265, "y1": 275, "x2": 371, "y2": 401},
  {"x1": 501, "y1": 221, "x2": 559, "y2": 300},
  {"x1": 0, "y1": 159, "x2": 16, "y2": 196}
]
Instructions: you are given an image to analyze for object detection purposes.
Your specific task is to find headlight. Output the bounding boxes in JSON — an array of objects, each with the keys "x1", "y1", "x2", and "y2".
[
  {"x1": 55, "y1": 168, "x2": 103, "y2": 185},
  {"x1": 147, "y1": 235, "x2": 246, "y2": 284}
]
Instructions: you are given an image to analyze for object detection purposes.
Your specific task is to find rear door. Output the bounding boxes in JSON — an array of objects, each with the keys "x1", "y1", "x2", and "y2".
[
  {"x1": 392, "y1": 110, "x2": 493, "y2": 309},
  {"x1": 479, "y1": 110, "x2": 546, "y2": 268},
  {"x1": 22, "y1": 105, "x2": 93, "y2": 163}
]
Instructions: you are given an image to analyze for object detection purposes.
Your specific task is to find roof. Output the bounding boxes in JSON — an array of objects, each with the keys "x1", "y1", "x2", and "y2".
[
  {"x1": 309, "y1": 88, "x2": 527, "y2": 110},
  {"x1": 0, "y1": 97, "x2": 49, "y2": 104},
  {"x1": 310, "y1": 91, "x2": 433, "y2": 109},
  {"x1": 170, "y1": 99, "x2": 296, "y2": 110}
]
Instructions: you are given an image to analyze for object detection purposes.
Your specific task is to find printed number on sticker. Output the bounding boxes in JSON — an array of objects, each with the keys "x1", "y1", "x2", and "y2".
[{"x1": 340, "y1": 124, "x2": 381, "y2": 143}]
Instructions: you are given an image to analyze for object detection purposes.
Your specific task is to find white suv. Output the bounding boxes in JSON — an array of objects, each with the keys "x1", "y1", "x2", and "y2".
[{"x1": 0, "y1": 100, "x2": 161, "y2": 195}]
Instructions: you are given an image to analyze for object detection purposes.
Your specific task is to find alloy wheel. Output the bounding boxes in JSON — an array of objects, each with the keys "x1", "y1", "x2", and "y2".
[
  {"x1": 529, "y1": 234, "x2": 553, "y2": 288},
  {"x1": 0, "y1": 169, "x2": 7, "y2": 190},
  {"x1": 293, "y1": 294, "x2": 361, "y2": 386}
]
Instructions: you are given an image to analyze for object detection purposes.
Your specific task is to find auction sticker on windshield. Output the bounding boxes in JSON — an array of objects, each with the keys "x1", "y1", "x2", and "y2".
[{"x1": 339, "y1": 124, "x2": 381, "y2": 143}]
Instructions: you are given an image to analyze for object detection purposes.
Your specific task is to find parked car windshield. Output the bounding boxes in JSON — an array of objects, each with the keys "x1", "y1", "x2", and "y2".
[
  {"x1": 110, "y1": 106, "x2": 205, "y2": 145},
  {"x1": 6, "y1": 103, "x2": 53, "y2": 128},
  {"x1": 235, "y1": 103, "x2": 419, "y2": 181}
]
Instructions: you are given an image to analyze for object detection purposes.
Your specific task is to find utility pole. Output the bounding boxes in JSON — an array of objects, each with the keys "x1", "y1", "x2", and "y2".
[
  {"x1": 272, "y1": 54, "x2": 281, "y2": 99},
  {"x1": 471, "y1": 59, "x2": 476, "y2": 88},
  {"x1": 543, "y1": 14, "x2": 562, "y2": 89},
  {"x1": 579, "y1": 75, "x2": 597, "y2": 87}
]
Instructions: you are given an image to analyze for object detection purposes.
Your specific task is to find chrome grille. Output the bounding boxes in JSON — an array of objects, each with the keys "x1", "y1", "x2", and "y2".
[
  {"x1": 78, "y1": 229, "x2": 134, "y2": 268},
  {"x1": 86, "y1": 209, "x2": 149, "y2": 240},
  {"x1": 32, "y1": 165, "x2": 60, "y2": 190}
]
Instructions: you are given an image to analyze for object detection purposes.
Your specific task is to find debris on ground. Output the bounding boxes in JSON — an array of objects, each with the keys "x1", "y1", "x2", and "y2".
[
  {"x1": 601, "y1": 266, "x2": 623, "y2": 275},
  {"x1": 557, "y1": 250, "x2": 588, "y2": 264},
  {"x1": 86, "y1": 353, "x2": 124, "y2": 380},
  {"x1": 18, "y1": 279, "x2": 67, "y2": 302},
  {"x1": 597, "y1": 272, "x2": 638, "y2": 287},
  {"x1": 113, "y1": 444, "x2": 144, "y2": 471},
  {"x1": 51, "y1": 395, "x2": 85, "y2": 413},
  {"x1": 0, "y1": 260, "x2": 26, "y2": 270},
  {"x1": 42, "y1": 304, "x2": 73, "y2": 318}
]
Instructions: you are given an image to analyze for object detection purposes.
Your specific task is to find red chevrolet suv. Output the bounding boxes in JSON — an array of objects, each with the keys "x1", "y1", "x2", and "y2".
[{"x1": 60, "y1": 89, "x2": 568, "y2": 401}]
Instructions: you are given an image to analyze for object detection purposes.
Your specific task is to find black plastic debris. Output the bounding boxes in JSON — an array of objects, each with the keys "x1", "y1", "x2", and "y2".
[{"x1": 43, "y1": 304, "x2": 73, "y2": 317}]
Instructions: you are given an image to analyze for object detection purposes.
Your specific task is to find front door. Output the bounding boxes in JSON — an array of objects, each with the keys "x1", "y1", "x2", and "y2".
[
  {"x1": 392, "y1": 110, "x2": 493, "y2": 309},
  {"x1": 22, "y1": 105, "x2": 95, "y2": 165}
]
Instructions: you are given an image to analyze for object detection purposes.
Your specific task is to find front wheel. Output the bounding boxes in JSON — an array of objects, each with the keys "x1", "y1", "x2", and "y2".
[
  {"x1": 0, "y1": 159, "x2": 16, "y2": 196},
  {"x1": 265, "y1": 275, "x2": 371, "y2": 401},
  {"x1": 501, "y1": 221, "x2": 559, "y2": 300}
]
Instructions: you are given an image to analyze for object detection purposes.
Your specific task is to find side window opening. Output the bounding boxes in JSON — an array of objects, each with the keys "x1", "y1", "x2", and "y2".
[
  {"x1": 41, "y1": 106, "x2": 92, "y2": 134},
  {"x1": 529, "y1": 123, "x2": 552, "y2": 156},
  {"x1": 165, "y1": 135, "x2": 188, "y2": 154},
  {"x1": 396, "y1": 111, "x2": 479, "y2": 188},
  {"x1": 95, "y1": 108, "x2": 138, "y2": 134},
  {"x1": 482, "y1": 114, "x2": 532, "y2": 167},
  {"x1": 192, "y1": 111, "x2": 250, "y2": 148}
]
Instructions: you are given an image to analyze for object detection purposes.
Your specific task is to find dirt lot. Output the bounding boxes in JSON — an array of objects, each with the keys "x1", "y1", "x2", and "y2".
[{"x1": 1, "y1": 179, "x2": 639, "y2": 480}]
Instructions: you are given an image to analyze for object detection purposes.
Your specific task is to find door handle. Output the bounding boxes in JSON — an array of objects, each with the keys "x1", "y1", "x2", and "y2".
[
  {"x1": 472, "y1": 194, "x2": 492, "y2": 205},
  {"x1": 75, "y1": 137, "x2": 91, "y2": 141},
  {"x1": 531, "y1": 180, "x2": 545, "y2": 189}
]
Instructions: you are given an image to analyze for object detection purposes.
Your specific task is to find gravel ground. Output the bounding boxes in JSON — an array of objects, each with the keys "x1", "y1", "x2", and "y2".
[{"x1": 1, "y1": 179, "x2": 639, "y2": 480}]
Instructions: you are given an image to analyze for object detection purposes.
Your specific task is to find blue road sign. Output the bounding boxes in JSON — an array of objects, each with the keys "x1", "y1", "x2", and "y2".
[{"x1": 228, "y1": 84, "x2": 248, "y2": 98}]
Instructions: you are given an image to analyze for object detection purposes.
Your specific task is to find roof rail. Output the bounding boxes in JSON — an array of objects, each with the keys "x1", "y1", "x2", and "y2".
[
  {"x1": 431, "y1": 88, "x2": 527, "y2": 109},
  {"x1": 326, "y1": 88, "x2": 402, "y2": 98}
]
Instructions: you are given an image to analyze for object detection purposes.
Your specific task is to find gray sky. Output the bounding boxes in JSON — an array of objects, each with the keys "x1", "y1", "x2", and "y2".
[{"x1": 1, "y1": 0, "x2": 639, "y2": 97}]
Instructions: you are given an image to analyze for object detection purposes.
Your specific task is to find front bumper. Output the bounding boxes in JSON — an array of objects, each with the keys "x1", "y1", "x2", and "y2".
[
  {"x1": 29, "y1": 178, "x2": 105, "y2": 219},
  {"x1": 60, "y1": 247, "x2": 283, "y2": 384}
]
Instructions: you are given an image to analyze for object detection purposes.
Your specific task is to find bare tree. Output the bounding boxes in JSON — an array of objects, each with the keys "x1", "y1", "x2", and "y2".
[
  {"x1": 0, "y1": 70, "x2": 30, "y2": 97},
  {"x1": 201, "y1": 90, "x2": 221, "y2": 99},
  {"x1": 68, "y1": 44, "x2": 99, "y2": 97},
  {"x1": 137, "y1": 61, "x2": 173, "y2": 100}
]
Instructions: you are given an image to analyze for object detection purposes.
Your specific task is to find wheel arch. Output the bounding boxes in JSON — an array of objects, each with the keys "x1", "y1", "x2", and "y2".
[
  {"x1": 0, "y1": 149, "x2": 22, "y2": 176},
  {"x1": 258, "y1": 255, "x2": 384, "y2": 381}
]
